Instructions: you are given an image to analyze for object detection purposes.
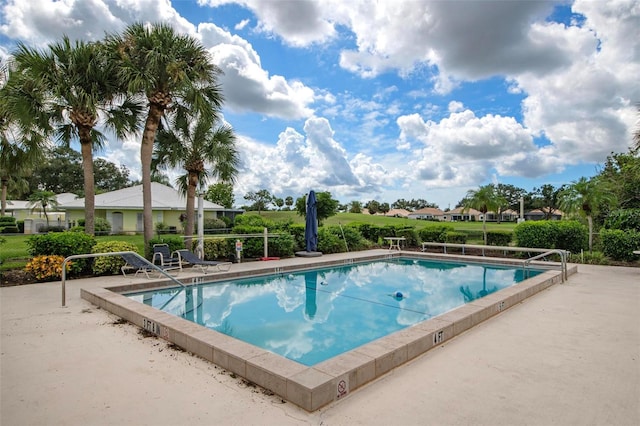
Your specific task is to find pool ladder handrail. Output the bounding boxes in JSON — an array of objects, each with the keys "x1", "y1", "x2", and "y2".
[
  {"x1": 523, "y1": 249, "x2": 568, "y2": 283},
  {"x1": 61, "y1": 251, "x2": 187, "y2": 307},
  {"x1": 420, "y1": 242, "x2": 568, "y2": 283}
]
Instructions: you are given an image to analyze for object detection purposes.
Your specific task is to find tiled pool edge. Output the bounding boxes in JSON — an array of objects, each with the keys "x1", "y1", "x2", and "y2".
[{"x1": 81, "y1": 252, "x2": 577, "y2": 412}]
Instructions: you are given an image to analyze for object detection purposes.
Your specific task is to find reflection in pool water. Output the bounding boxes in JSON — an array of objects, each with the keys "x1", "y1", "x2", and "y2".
[{"x1": 128, "y1": 258, "x2": 541, "y2": 366}]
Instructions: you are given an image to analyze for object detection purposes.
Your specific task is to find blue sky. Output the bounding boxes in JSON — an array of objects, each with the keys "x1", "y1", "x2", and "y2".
[{"x1": 1, "y1": 0, "x2": 638, "y2": 209}]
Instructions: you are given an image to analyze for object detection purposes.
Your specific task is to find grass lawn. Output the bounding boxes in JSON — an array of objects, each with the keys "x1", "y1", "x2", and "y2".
[{"x1": 0, "y1": 212, "x2": 516, "y2": 270}]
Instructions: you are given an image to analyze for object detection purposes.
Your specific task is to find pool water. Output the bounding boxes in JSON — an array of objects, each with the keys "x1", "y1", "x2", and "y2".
[{"x1": 128, "y1": 258, "x2": 541, "y2": 366}]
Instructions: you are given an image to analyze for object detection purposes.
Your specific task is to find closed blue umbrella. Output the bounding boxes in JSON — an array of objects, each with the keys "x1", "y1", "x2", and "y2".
[{"x1": 305, "y1": 190, "x2": 318, "y2": 252}]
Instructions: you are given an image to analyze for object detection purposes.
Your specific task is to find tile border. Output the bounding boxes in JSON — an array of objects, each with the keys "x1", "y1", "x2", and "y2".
[{"x1": 81, "y1": 251, "x2": 575, "y2": 411}]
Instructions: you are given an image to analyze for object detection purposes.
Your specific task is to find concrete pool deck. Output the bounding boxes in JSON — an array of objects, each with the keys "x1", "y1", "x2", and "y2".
[{"x1": 1, "y1": 253, "x2": 639, "y2": 425}]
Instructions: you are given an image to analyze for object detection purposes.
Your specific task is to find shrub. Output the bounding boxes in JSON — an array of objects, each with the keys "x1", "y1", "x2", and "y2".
[
  {"x1": 17, "y1": 220, "x2": 24, "y2": 233},
  {"x1": 568, "y1": 251, "x2": 610, "y2": 265},
  {"x1": 419, "y1": 225, "x2": 454, "y2": 243},
  {"x1": 234, "y1": 214, "x2": 275, "y2": 228},
  {"x1": 203, "y1": 238, "x2": 232, "y2": 260},
  {"x1": 25, "y1": 255, "x2": 72, "y2": 282},
  {"x1": 155, "y1": 222, "x2": 169, "y2": 233},
  {"x1": 289, "y1": 224, "x2": 306, "y2": 251},
  {"x1": 317, "y1": 228, "x2": 344, "y2": 254},
  {"x1": 203, "y1": 218, "x2": 227, "y2": 234},
  {"x1": 514, "y1": 221, "x2": 555, "y2": 248},
  {"x1": 148, "y1": 236, "x2": 184, "y2": 259},
  {"x1": 69, "y1": 226, "x2": 85, "y2": 232},
  {"x1": 445, "y1": 231, "x2": 467, "y2": 244},
  {"x1": 1, "y1": 226, "x2": 19, "y2": 234},
  {"x1": 486, "y1": 231, "x2": 512, "y2": 246},
  {"x1": 600, "y1": 229, "x2": 640, "y2": 262},
  {"x1": 92, "y1": 241, "x2": 139, "y2": 275},
  {"x1": 604, "y1": 209, "x2": 640, "y2": 231},
  {"x1": 27, "y1": 232, "x2": 96, "y2": 274},
  {"x1": 94, "y1": 218, "x2": 112, "y2": 235},
  {"x1": 514, "y1": 220, "x2": 587, "y2": 253},
  {"x1": 394, "y1": 227, "x2": 419, "y2": 247},
  {"x1": 554, "y1": 221, "x2": 588, "y2": 253},
  {"x1": 267, "y1": 234, "x2": 295, "y2": 257}
]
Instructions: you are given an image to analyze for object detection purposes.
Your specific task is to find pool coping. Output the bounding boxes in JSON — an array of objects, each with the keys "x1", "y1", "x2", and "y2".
[{"x1": 81, "y1": 250, "x2": 576, "y2": 411}]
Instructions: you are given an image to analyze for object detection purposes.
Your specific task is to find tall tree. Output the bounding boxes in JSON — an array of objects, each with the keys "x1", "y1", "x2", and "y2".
[
  {"x1": 559, "y1": 177, "x2": 616, "y2": 252},
  {"x1": 205, "y1": 182, "x2": 235, "y2": 209},
  {"x1": 153, "y1": 115, "x2": 238, "y2": 249},
  {"x1": 462, "y1": 184, "x2": 505, "y2": 244},
  {"x1": 12, "y1": 37, "x2": 140, "y2": 235},
  {"x1": 531, "y1": 184, "x2": 565, "y2": 219},
  {"x1": 27, "y1": 190, "x2": 58, "y2": 227},
  {"x1": 244, "y1": 189, "x2": 273, "y2": 214},
  {"x1": 598, "y1": 150, "x2": 640, "y2": 209},
  {"x1": 0, "y1": 57, "x2": 48, "y2": 215},
  {"x1": 295, "y1": 191, "x2": 339, "y2": 226},
  {"x1": 107, "y1": 22, "x2": 223, "y2": 255}
]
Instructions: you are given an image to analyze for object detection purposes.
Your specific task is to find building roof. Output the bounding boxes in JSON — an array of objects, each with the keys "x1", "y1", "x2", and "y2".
[
  {"x1": 384, "y1": 208, "x2": 411, "y2": 217},
  {"x1": 58, "y1": 183, "x2": 226, "y2": 211},
  {"x1": 444, "y1": 207, "x2": 482, "y2": 215},
  {"x1": 409, "y1": 207, "x2": 444, "y2": 216}
]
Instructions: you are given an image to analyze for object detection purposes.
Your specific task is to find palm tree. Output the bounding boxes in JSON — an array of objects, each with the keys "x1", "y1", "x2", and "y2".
[
  {"x1": 559, "y1": 176, "x2": 616, "y2": 252},
  {"x1": 106, "y1": 22, "x2": 223, "y2": 254},
  {"x1": 0, "y1": 57, "x2": 48, "y2": 215},
  {"x1": 28, "y1": 190, "x2": 59, "y2": 227},
  {"x1": 462, "y1": 184, "x2": 505, "y2": 245},
  {"x1": 152, "y1": 114, "x2": 239, "y2": 249},
  {"x1": 11, "y1": 37, "x2": 141, "y2": 235}
]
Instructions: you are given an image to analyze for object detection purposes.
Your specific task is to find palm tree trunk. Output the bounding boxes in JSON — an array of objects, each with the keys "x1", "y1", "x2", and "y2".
[
  {"x1": 1, "y1": 178, "x2": 7, "y2": 216},
  {"x1": 482, "y1": 216, "x2": 487, "y2": 245},
  {"x1": 185, "y1": 172, "x2": 198, "y2": 250},
  {"x1": 79, "y1": 136, "x2": 95, "y2": 236},
  {"x1": 141, "y1": 104, "x2": 164, "y2": 256},
  {"x1": 587, "y1": 215, "x2": 593, "y2": 253}
]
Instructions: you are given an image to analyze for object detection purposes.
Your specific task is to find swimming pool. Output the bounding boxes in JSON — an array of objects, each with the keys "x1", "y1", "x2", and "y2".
[
  {"x1": 127, "y1": 258, "x2": 542, "y2": 366},
  {"x1": 82, "y1": 250, "x2": 572, "y2": 411}
]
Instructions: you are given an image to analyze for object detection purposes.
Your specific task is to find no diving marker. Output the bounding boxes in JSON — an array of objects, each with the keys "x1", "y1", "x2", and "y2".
[{"x1": 336, "y1": 376, "x2": 349, "y2": 399}]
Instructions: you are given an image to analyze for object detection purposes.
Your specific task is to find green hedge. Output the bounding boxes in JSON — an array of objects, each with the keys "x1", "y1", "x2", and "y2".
[
  {"x1": 604, "y1": 209, "x2": 640, "y2": 231},
  {"x1": 600, "y1": 229, "x2": 640, "y2": 262},
  {"x1": 514, "y1": 220, "x2": 587, "y2": 253},
  {"x1": 92, "y1": 241, "x2": 139, "y2": 275},
  {"x1": 445, "y1": 231, "x2": 467, "y2": 244},
  {"x1": 418, "y1": 224, "x2": 455, "y2": 243},
  {"x1": 203, "y1": 238, "x2": 232, "y2": 260},
  {"x1": 486, "y1": 231, "x2": 512, "y2": 246},
  {"x1": 27, "y1": 232, "x2": 96, "y2": 274}
]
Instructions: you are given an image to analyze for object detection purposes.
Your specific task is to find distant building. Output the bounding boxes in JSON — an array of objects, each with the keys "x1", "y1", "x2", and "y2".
[
  {"x1": 384, "y1": 208, "x2": 411, "y2": 218},
  {"x1": 524, "y1": 208, "x2": 563, "y2": 221},
  {"x1": 59, "y1": 182, "x2": 243, "y2": 234},
  {"x1": 408, "y1": 207, "x2": 444, "y2": 220},
  {"x1": 442, "y1": 207, "x2": 483, "y2": 222}
]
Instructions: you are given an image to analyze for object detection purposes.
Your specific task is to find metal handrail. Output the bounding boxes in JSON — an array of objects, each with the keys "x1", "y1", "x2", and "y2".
[
  {"x1": 61, "y1": 251, "x2": 186, "y2": 307},
  {"x1": 420, "y1": 242, "x2": 568, "y2": 282},
  {"x1": 523, "y1": 249, "x2": 568, "y2": 282}
]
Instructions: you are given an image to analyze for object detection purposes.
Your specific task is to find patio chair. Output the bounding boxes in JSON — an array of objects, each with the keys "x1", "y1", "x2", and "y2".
[
  {"x1": 121, "y1": 253, "x2": 180, "y2": 279},
  {"x1": 152, "y1": 244, "x2": 182, "y2": 271},
  {"x1": 176, "y1": 249, "x2": 232, "y2": 274}
]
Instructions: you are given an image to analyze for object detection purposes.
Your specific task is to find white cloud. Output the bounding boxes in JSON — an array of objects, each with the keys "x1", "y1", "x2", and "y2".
[
  {"x1": 233, "y1": 116, "x2": 396, "y2": 199},
  {"x1": 398, "y1": 108, "x2": 541, "y2": 185},
  {"x1": 199, "y1": 22, "x2": 316, "y2": 119}
]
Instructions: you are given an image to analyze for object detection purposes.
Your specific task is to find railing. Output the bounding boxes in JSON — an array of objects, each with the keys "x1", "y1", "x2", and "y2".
[
  {"x1": 421, "y1": 242, "x2": 568, "y2": 282},
  {"x1": 523, "y1": 249, "x2": 568, "y2": 282},
  {"x1": 60, "y1": 251, "x2": 186, "y2": 308}
]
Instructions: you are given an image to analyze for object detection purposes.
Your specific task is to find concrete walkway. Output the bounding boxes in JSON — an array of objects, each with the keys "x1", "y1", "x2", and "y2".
[{"x1": 1, "y1": 263, "x2": 638, "y2": 425}]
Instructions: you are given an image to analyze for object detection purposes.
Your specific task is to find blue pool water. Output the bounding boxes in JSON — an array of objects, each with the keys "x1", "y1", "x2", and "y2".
[{"x1": 127, "y1": 258, "x2": 542, "y2": 366}]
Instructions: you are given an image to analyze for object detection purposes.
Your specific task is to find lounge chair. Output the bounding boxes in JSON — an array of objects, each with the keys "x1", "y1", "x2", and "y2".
[
  {"x1": 152, "y1": 244, "x2": 182, "y2": 271},
  {"x1": 176, "y1": 249, "x2": 232, "y2": 273},
  {"x1": 121, "y1": 253, "x2": 180, "y2": 279}
]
